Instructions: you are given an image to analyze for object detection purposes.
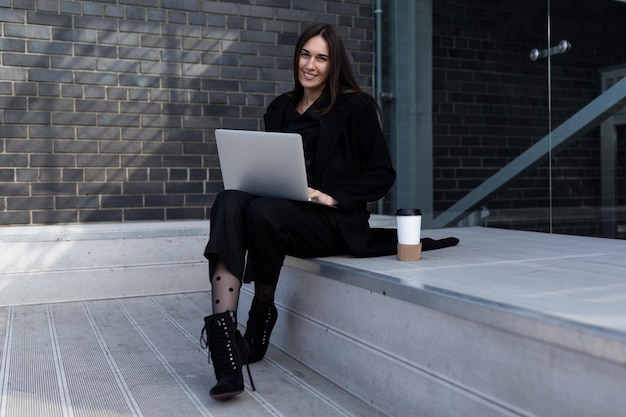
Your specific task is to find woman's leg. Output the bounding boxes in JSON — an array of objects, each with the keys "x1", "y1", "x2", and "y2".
[
  {"x1": 242, "y1": 198, "x2": 347, "y2": 362},
  {"x1": 201, "y1": 190, "x2": 254, "y2": 401},
  {"x1": 244, "y1": 198, "x2": 346, "y2": 285},
  {"x1": 243, "y1": 282, "x2": 278, "y2": 363},
  {"x1": 210, "y1": 260, "x2": 240, "y2": 314},
  {"x1": 204, "y1": 190, "x2": 256, "y2": 281}
]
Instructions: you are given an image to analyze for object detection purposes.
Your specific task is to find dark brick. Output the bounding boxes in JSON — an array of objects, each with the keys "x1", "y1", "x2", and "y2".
[
  {"x1": 75, "y1": 72, "x2": 118, "y2": 86},
  {"x1": 98, "y1": 60, "x2": 140, "y2": 75},
  {"x1": 147, "y1": 9, "x2": 166, "y2": 22},
  {"x1": 0, "y1": 97, "x2": 27, "y2": 110},
  {"x1": 166, "y1": 207, "x2": 204, "y2": 220},
  {"x1": 119, "y1": 74, "x2": 161, "y2": 88},
  {"x1": 32, "y1": 182, "x2": 76, "y2": 196},
  {"x1": 127, "y1": 169, "x2": 149, "y2": 181},
  {"x1": 161, "y1": 0, "x2": 199, "y2": 11},
  {"x1": 29, "y1": 98, "x2": 73, "y2": 111},
  {"x1": 100, "y1": 141, "x2": 142, "y2": 154},
  {"x1": 84, "y1": 86, "x2": 106, "y2": 99},
  {"x1": 77, "y1": 127, "x2": 121, "y2": 140},
  {"x1": 79, "y1": 183, "x2": 122, "y2": 196},
  {"x1": 14, "y1": 83, "x2": 37, "y2": 96},
  {"x1": 40, "y1": 168, "x2": 62, "y2": 181},
  {"x1": 28, "y1": 69, "x2": 73, "y2": 83},
  {"x1": 5, "y1": 111, "x2": 51, "y2": 125},
  {"x1": 101, "y1": 195, "x2": 143, "y2": 208},
  {"x1": 73, "y1": 100, "x2": 118, "y2": 113},
  {"x1": 141, "y1": 115, "x2": 181, "y2": 128},
  {"x1": 142, "y1": 141, "x2": 182, "y2": 155},
  {"x1": 54, "y1": 113, "x2": 98, "y2": 126},
  {"x1": 186, "y1": 194, "x2": 215, "y2": 206},
  {"x1": 52, "y1": 28, "x2": 98, "y2": 43},
  {"x1": 15, "y1": 169, "x2": 38, "y2": 181},
  {"x1": 76, "y1": 154, "x2": 120, "y2": 168},
  {"x1": 122, "y1": 128, "x2": 163, "y2": 141},
  {"x1": 27, "y1": 11, "x2": 73, "y2": 27},
  {"x1": 32, "y1": 210, "x2": 78, "y2": 224},
  {"x1": 162, "y1": 76, "x2": 201, "y2": 90},
  {"x1": 7, "y1": 197, "x2": 54, "y2": 210},
  {"x1": 56, "y1": 196, "x2": 99, "y2": 209},
  {"x1": 119, "y1": 20, "x2": 161, "y2": 35},
  {"x1": 60, "y1": 169, "x2": 84, "y2": 181},
  {"x1": 0, "y1": 169, "x2": 15, "y2": 181},
  {"x1": 74, "y1": 44, "x2": 117, "y2": 58},
  {"x1": 79, "y1": 210, "x2": 122, "y2": 223},
  {"x1": 0, "y1": 38, "x2": 26, "y2": 52},
  {"x1": 61, "y1": 1, "x2": 81, "y2": 14},
  {"x1": 163, "y1": 103, "x2": 201, "y2": 116},
  {"x1": 4, "y1": 23, "x2": 49, "y2": 39},
  {"x1": 0, "y1": 183, "x2": 30, "y2": 196},
  {"x1": 123, "y1": 182, "x2": 164, "y2": 194},
  {"x1": 98, "y1": 114, "x2": 141, "y2": 127},
  {"x1": 28, "y1": 40, "x2": 73, "y2": 55},
  {"x1": 6, "y1": 139, "x2": 53, "y2": 153},
  {"x1": 145, "y1": 194, "x2": 184, "y2": 207},
  {"x1": 39, "y1": 84, "x2": 61, "y2": 97},
  {"x1": 162, "y1": 155, "x2": 202, "y2": 168},
  {"x1": 0, "y1": 212, "x2": 30, "y2": 225},
  {"x1": 84, "y1": 169, "x2": 106, "y2": 181},
  {"x1": 0, "y1": 9, "x2": 25, "y2": 23},
  {"x1": 124, "y1": 208, "x2": 164, "y2": 221},
  {"x1": 30, "y1": 126, "x2": 75, "y2": 139},
  {"x1": 74, "y1": 16, "x2": 118, "y2": 31},
  {"x1": 165, "y1": 181, "x2": 203, "y2": 194},
  {"x1": 84, "y1": 3, "x2": 104, "y2": 15},
  {"x1": 119, "y1": 155, "x2": 162, "y2": 167}
]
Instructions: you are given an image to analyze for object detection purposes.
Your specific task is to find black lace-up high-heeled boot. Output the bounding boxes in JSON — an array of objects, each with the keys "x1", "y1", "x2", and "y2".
[
  {"x1": 201, "y1": 310, "x2": 255, "y2": 401},
  {"x1": 244, "y1": 299, "x2": 278, "y2": 363}
]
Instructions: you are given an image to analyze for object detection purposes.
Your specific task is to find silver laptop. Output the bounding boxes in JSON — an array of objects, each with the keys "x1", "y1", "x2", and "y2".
[{"x1": 215, "y1": 129, "x2": 335, "y2": 207}]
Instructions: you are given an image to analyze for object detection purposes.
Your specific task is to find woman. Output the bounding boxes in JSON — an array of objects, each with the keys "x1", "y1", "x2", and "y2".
[{"x1": 201, "y1": 23, "x2": 396, "y2": 401}]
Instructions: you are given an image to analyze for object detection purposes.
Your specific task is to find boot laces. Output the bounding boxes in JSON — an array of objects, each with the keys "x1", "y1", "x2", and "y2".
[{"x1": 201, "y1": 315, "x2": 256, "y2": 391}]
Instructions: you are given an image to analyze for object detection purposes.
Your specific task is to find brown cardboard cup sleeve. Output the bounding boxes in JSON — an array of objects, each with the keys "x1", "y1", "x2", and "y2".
[{"x1": 397, "y1": 243, "x2": 422, "y2": 261}]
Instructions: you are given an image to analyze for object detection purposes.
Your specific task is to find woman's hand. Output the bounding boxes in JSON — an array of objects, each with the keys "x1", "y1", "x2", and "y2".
[{"x1": 308, "y1": 187, "x2": 338, "y2": 206}]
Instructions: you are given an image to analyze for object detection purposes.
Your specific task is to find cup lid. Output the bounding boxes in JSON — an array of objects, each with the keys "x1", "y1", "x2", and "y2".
[{"x1": 396, "y1": 208, "x2": 421, "y2": 216}]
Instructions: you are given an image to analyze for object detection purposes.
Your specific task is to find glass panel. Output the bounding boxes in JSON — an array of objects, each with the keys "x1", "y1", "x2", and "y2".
[
  {"x1": 547, "y1": 0, "x2": 626, "y2": 238},
  {"x1": 381, "y1": 0, "x2": 626, "y2": 239}
]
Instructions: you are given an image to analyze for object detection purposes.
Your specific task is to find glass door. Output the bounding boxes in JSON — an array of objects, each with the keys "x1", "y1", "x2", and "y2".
[
  {"x1": 540, "y1": 0, "x2": 626, "y2": 238},
  {"x1": 381, "y1": 0, "x2": 626, "y2": 238}
]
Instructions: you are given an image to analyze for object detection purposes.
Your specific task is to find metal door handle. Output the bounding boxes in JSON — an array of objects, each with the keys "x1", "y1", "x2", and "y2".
[{"x1": 530, "y1": 40, "x2": 571, "y2": 61}]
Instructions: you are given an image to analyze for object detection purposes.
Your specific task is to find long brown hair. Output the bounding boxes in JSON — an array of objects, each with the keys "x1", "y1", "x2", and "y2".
[{"x1": 291, "y1": 24, "x2": 378, "y2": 116}]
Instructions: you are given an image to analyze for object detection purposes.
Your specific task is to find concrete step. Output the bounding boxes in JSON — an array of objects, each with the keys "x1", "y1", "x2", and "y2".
[
  {"x1": 0, "y1": 221, "x2": 389, "y2": 416},
  {"x1": 267, "y1": 230, "x2": 626, "y2": 417},
  {"x1": 4, "y1": 220, "x2": 626, "y2": 417},
  {"x1": 0, "y1": 293, "x2": 387, "y2": 417}
]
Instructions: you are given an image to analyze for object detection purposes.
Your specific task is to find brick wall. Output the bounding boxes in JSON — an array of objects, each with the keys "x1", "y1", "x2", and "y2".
[{"x1": 0, "y1": 0, "x2": 374, "y2": 225}]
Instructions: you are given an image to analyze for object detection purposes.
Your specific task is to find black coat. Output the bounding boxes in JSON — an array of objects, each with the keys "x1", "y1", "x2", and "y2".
[{"x1": 263, "y1": 92, "x2": 399, "y2": 257}]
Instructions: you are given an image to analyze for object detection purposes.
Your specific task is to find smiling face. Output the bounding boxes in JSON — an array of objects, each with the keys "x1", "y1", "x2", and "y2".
[{"x1": 297, "y1": 35, "x2": 330, "y2": 99}]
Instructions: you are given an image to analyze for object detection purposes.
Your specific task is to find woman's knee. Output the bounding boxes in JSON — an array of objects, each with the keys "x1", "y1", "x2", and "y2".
[
  {"x1": 246, "y1": 198, "x2": 293, "y2": 231},
  {"x1": 211, "y1": 190, "x2": 254, "y2": 219}
]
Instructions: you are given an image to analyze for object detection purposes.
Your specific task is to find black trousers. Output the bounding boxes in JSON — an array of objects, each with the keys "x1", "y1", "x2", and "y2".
[{"x1": 204, "y1": 190, "x2": 349, "y2": 287}]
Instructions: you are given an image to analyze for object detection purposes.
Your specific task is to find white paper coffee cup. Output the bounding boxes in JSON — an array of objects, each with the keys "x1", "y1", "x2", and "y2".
[{"x1": 395, "y1": 208, "x2": 422, "y2": 245}]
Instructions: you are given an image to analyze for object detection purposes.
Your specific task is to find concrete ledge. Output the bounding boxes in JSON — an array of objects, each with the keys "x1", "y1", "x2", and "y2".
[
  {"x1": 263, "y1": 226, "x2": 626, "y2": 417},
  {"x1": 0, "y1": 221, "x2": 211, "y2": 306}
]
